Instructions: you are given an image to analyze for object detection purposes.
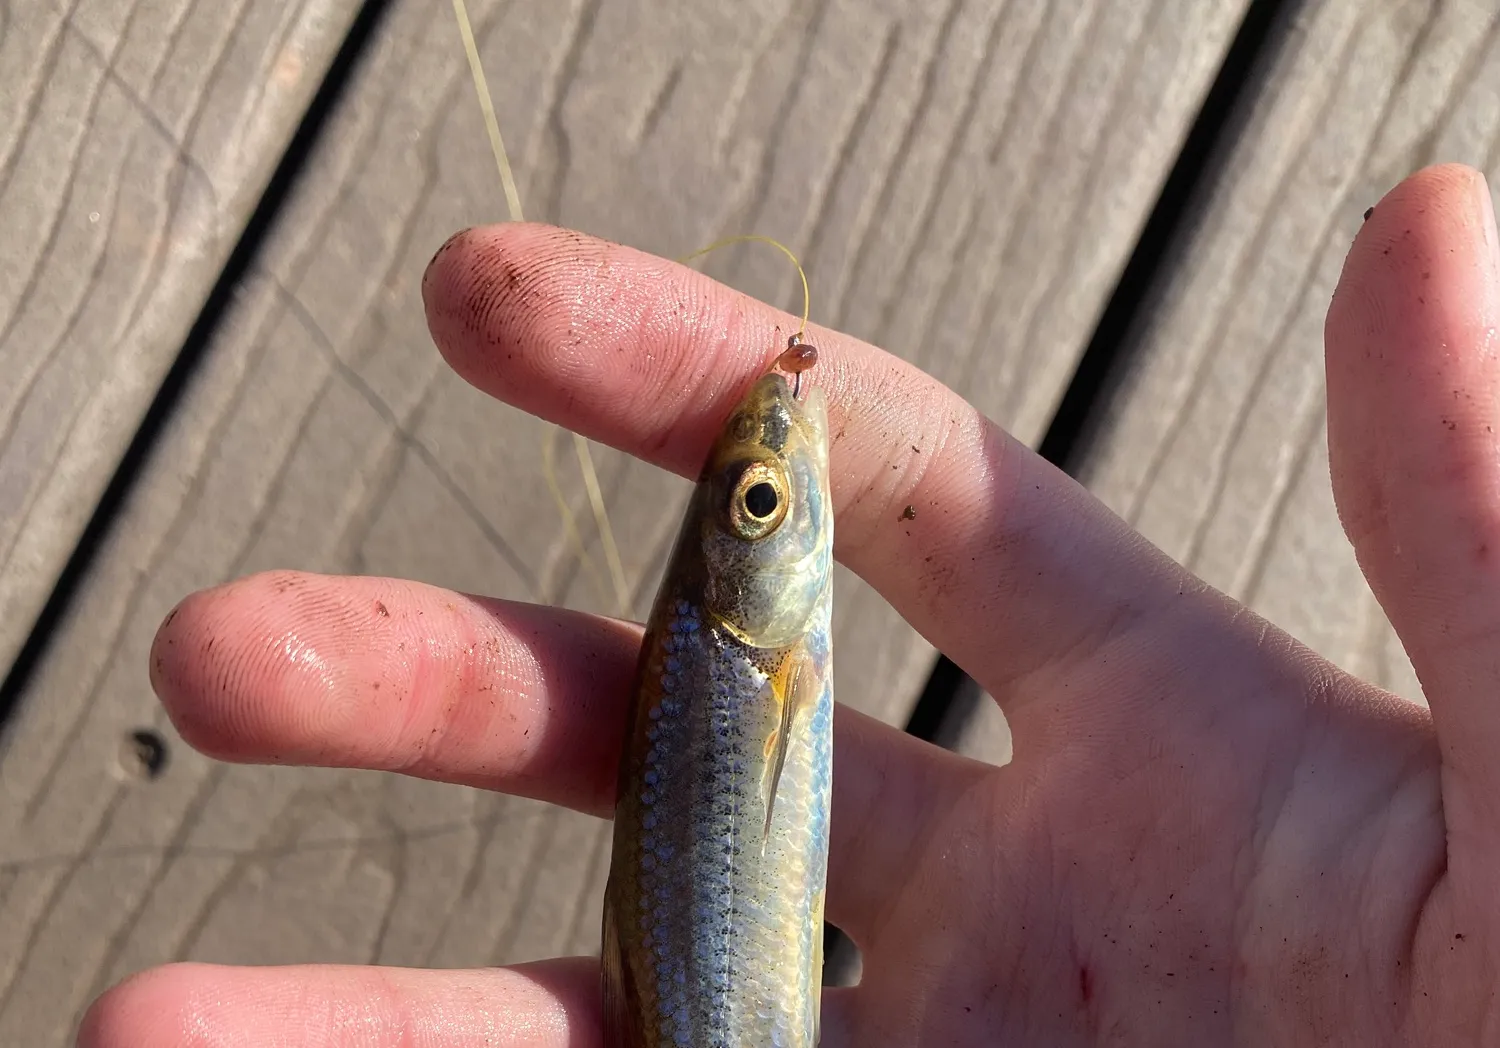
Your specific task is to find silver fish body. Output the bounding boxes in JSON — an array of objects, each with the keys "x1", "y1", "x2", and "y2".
[{"x1": 602, "y1": 370, "x2": 834, "y2": 1048}]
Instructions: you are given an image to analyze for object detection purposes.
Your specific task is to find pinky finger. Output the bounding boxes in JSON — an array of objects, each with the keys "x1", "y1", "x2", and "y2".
[{"x1": 77, "y1": 958, "x2": 600, "y2": 1047}]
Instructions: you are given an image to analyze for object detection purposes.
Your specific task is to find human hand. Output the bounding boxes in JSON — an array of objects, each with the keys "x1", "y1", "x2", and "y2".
[{"x1": 80, "y1": 163, "x2": 1500, "y2": 1046}]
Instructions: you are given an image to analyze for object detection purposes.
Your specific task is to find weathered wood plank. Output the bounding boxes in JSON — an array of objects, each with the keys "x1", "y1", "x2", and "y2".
[
  {"x1": 959, "y1": 0, "x2": 1498, "y2": 766},
  {"x1": 0, "y1": 0, "x2": 1247, "y2": 1039},
  {"x1": 0, "y1": 0, "x2": 366, "y2": 686}
]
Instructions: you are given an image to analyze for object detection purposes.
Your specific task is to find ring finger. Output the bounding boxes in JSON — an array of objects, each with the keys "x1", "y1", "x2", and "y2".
[{"x1": 150, "y1": 569, "x2": 980, "y2": 940}]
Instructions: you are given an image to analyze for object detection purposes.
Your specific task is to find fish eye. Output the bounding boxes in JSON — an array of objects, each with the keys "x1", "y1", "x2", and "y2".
[
  {"x1": 744, "y1": 482, "x2": 778, "y2": 519},
  {"x1": 727, "y1": 463, "x2": 789, "y2": 540}
]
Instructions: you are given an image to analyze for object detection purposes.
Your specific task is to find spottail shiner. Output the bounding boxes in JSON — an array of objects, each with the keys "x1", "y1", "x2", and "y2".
[
  {"x1": 439, "y1": 6, "x2": 835, "y2": 1042},
  {"x1": 601, "y1": 338, "x2": 835, "y2": 1048}
]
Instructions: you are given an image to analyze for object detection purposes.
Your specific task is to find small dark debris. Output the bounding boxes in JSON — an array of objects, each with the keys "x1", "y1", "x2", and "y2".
[
  {"x1": 911, "y1": 445, "x2": 921, "y2": 453},
  {"x1": 1363, "y1": 206, "x2": 1375, "y2": 221},
  {"x1": 900, "y1": 505, "x2": 917, "y2": 521},
  {"x1": 375, "y1": 600, "x2": 390, "y2": 617},
  {"x1": 120, "y1": 729, "x2": 169, "y2": 781}
]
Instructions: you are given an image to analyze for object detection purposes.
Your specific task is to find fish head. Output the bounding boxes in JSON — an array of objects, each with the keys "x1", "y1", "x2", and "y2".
[{"x1": 699, "y1": 371, "x2": 832, "y2": 648}]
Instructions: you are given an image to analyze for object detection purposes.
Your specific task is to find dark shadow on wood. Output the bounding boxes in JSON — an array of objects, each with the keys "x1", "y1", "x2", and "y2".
[
  {"x1": 1036, "y1": 0, "x2": 1298, "y2": 473},
  {"x1": 898, "y1": 0, "x2": 1302, "y2": 754},
  {"x1": 0, "y1": 0, "x2": 399, "y2": 746}
]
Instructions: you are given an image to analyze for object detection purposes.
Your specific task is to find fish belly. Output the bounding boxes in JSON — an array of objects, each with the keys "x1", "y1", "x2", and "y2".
[{"x1": 607, "y1": 597, "x2": 833, "y2": 1048}]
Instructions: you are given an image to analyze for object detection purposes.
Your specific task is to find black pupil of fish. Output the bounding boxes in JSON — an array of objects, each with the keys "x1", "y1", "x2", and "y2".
[{"x1": 744, "y1": 482, "x2": 779, "y2": 519}]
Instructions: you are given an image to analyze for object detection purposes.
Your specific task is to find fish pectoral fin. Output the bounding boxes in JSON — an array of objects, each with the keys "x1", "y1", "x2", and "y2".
[
  {"x1": 601, "y1": 883, "x2": 642, "y2": 1048},
  {"x1": 760, "y1": 640, "x2": 824, "y2": 848}
]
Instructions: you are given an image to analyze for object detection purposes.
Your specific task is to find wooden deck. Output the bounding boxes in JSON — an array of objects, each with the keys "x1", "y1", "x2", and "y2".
[{"x1": 1, "y1": 0, "x2": 1493, "y2": 1041}]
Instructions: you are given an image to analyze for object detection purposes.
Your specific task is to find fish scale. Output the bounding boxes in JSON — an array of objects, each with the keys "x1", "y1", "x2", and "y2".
[{"x1": 602, "y1": 370, "x2": 834, "y2": 1048}]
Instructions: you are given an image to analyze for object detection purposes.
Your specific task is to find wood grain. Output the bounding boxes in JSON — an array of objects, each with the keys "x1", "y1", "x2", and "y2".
[
  {"x1": 959, "y1": 0, "x2": 1500, "y2": 765},
  {"x1": 0, "y1": 0, "x2": 1247, "y2": 1039},
  {"x1": 0, "y1": 0, "x2": 365, "y2": 687}
]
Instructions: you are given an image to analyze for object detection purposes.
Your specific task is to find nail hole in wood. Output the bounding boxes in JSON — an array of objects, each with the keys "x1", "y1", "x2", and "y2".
[{"x1": 120, "y1": 729, "x2": 168, "y2": 780}]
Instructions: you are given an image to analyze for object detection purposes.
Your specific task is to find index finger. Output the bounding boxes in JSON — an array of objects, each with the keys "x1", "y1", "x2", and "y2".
[{"x1": 421, "y1": 223, "x2": 1195, "y2": 708}]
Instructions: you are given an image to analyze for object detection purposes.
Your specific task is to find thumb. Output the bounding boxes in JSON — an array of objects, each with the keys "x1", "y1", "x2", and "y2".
[{"x1": 1326, "y1": 163, "x2": 1500, "y2": 861}]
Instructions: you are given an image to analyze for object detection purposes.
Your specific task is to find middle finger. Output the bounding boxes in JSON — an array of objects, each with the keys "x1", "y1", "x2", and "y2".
[{"x1": 422, "y1": 223, "x2": 1203, "y2": 713}]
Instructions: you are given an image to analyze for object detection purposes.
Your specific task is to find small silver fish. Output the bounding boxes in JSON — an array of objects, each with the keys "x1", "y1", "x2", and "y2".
[{"x1": 601, "y1": 359, "x2": 835, "y2": 1048}]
